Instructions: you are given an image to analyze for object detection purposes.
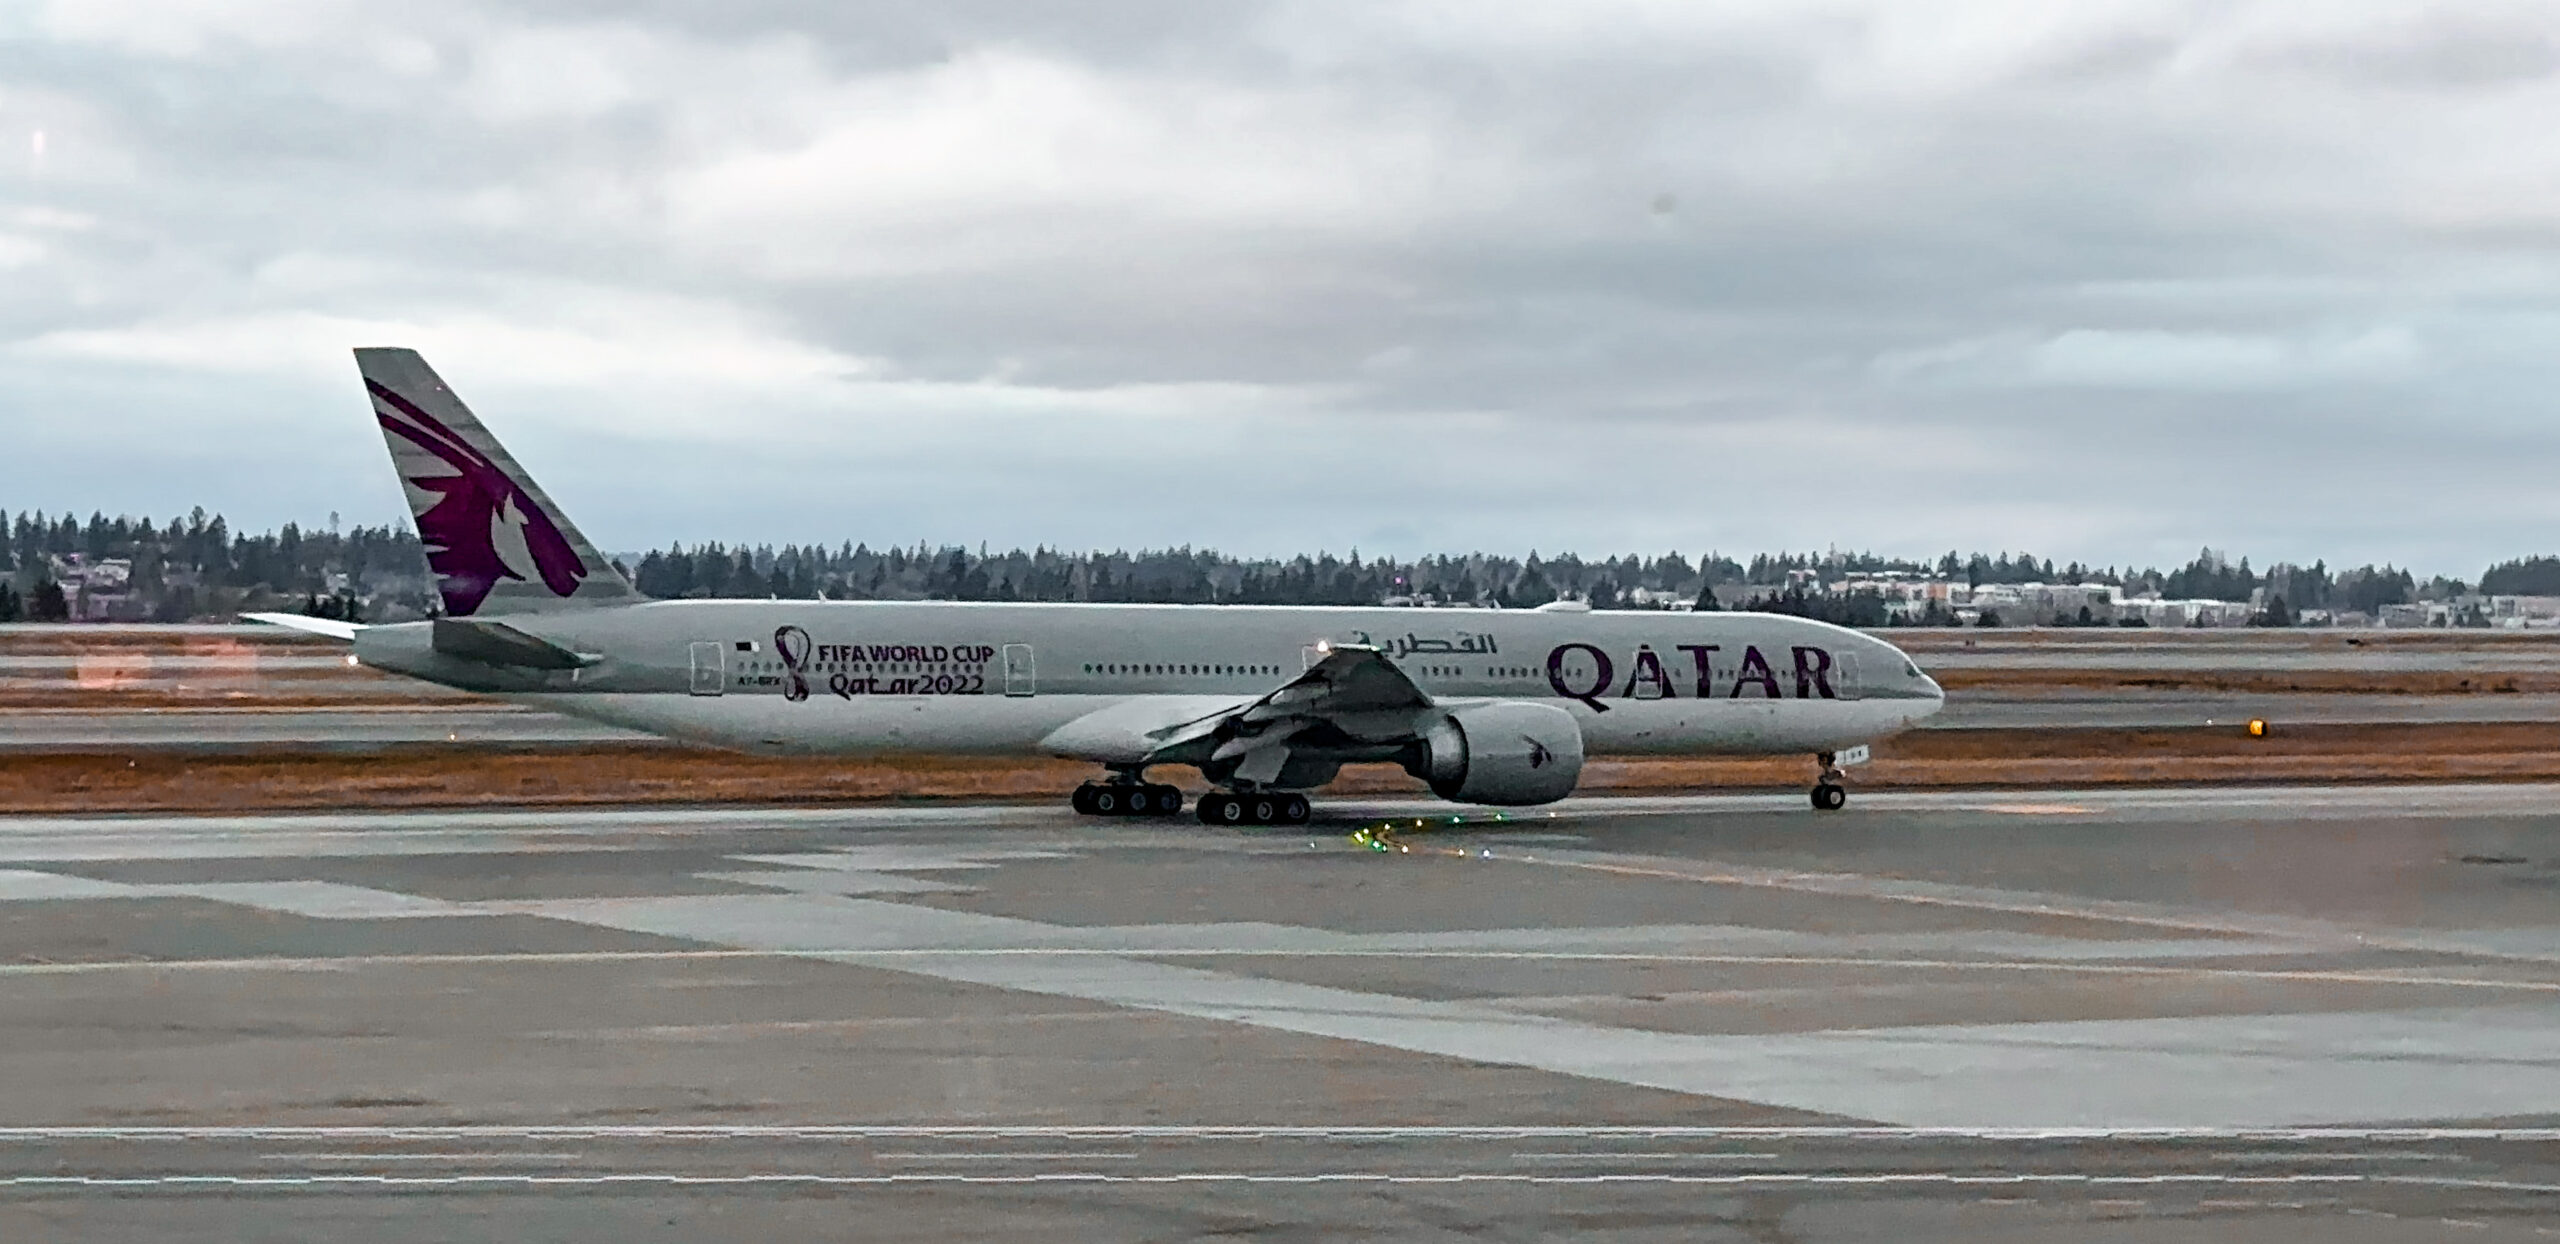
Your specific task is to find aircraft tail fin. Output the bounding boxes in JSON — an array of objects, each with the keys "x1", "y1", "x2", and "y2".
[{"x1": 355, "y1": 348, "x2": 638, "y2": 617}]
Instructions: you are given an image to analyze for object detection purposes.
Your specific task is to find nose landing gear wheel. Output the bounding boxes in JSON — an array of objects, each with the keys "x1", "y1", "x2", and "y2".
[{"x1": 1807, "y1": 751, "x2": 1850, "y2": 812}]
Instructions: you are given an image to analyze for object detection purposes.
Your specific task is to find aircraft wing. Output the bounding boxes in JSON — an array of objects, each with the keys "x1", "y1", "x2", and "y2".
[
  {"x1": 1040, "y1": 644, "x2": 1437, "y2": 785},
  {"x1": 1242, "y1": 643, "x2": 1432, "y2": 722},
  {"x1": 242, "y1": 612, "x2": 363, "y2": 642}
]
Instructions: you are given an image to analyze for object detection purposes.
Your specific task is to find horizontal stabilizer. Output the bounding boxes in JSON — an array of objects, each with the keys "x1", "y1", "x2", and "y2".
[
  {"x1": 430, "y1": 617, "x2": 594, "y2": 670},
  {"x1": 241, "y1": 612, "x2": 363, "y2": 642}
]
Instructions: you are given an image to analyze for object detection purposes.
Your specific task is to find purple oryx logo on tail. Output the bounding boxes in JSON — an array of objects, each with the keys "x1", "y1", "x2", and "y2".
[{"x1": 369, "y1": 379, "x2": 586, "y2": 616}]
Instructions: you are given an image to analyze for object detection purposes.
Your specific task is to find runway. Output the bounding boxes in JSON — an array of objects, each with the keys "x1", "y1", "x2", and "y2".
[
  {"x1": 4, "y1": 787, "x2": 2560, "y2": 1238},
  {"x1": 8, "y1": 691, "x2": 2560, "y2": 754}
]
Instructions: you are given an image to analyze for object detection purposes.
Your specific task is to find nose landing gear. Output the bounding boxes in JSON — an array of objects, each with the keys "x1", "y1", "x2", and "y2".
[
  {"x1": 1198, "y1": 791, "x2": 1312, "y2": 827},
  {"x1": 1810, "y1": 751, "x2": 1848, "y2": 811}
]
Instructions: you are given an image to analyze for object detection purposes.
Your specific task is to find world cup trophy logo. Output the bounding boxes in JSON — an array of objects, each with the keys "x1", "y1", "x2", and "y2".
[{"x1": 773, "y1": 625, "x2": 813, "y2": 703}]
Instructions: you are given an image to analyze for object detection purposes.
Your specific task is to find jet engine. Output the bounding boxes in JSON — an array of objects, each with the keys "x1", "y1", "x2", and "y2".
[{"x1": 1404, "y1": 701, "x2": 1585, "y2": 806}]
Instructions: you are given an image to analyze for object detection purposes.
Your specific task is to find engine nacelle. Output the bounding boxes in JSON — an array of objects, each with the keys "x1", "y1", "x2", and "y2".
[{"x1": 1406, "y1": 701, "x2": 1585, "y2": 806}]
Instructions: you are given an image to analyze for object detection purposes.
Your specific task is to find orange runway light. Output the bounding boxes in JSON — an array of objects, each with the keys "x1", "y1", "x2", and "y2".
[{"x1": 2247, "y1": 719, "x2": 2269, "y2": 738}]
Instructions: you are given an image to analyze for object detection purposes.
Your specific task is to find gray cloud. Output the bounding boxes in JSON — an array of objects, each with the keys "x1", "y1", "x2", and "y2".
[{"x1": 4, "y1": 0, "x2": 2560, "y2": 574}]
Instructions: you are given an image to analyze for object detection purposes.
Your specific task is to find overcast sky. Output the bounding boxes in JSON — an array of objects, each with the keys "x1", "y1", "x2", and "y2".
[{"x1": 4, "y1": 1, "x2": 2559, "y2": 574}]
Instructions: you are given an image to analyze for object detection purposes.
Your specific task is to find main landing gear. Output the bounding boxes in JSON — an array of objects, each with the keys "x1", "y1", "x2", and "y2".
[
  {"x1": 1071, "y1": 780, "x2": 1184, "y2": 818},
  {"x1": 1810, "y1": 751, "x2": 1848, "y2": 812},
  {"x1": 1198, "y1": 791, "x2": 1312, "y2": 827}
]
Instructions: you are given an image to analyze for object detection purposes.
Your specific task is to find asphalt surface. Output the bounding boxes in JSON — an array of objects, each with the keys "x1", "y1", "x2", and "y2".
[
  {"x1": 7, "y1": 692, "x2": 2560, "y2": 754},
  {"x1": 3, "y1": 787, "x2": 2560, "y2": 1238}
]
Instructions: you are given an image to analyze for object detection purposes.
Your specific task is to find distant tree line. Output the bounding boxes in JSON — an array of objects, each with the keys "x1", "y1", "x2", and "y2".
[
  {"x1": 0, "y1": 506, "x2": 2536, "y2": 624},
  {"x1": 2, "y1": 509, "x2": 433, "y2": 621},
  {"x1": 2482, "y1": 556, "x2": 2560, "y2": 597}
]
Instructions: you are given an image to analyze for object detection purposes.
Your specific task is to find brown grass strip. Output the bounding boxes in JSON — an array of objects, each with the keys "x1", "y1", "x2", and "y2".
[{"x1": 3, "y1": 722, "x2": 2555, "y2": 814}]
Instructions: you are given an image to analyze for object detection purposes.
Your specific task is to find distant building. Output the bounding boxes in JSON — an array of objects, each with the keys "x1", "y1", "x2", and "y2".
[
  {"x1": 2378, "y1": 603, "x2": 2432, "y2": 628},
  {"x1": 2490, "y1": 596, "x2": 2560, "y2": 628},
  {"x1": 56, "y1": 556, "x2": 143, "y2": 623}
]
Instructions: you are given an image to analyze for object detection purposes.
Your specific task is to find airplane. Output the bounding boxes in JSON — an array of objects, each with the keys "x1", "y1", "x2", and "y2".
[{"x1": 250, "y1": 348, "x2": 1946, "y2": 825}]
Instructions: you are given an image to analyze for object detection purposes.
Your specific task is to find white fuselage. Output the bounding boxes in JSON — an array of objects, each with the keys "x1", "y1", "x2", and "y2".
[{"x1": 354, "y1": 600, "x2": 1945, "y2": 763}]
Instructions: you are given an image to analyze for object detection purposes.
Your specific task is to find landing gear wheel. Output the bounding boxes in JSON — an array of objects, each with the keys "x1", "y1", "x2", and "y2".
[
  {"x1": 1811, "y1": 783, "x2": 1847, "y2": 811},
  {"x1": 1076, "y1": 779, "x2": 1183, "y2": 818},
  {"x1": 1198, "y1": 792, "x2": 1308, "y2": 826}
]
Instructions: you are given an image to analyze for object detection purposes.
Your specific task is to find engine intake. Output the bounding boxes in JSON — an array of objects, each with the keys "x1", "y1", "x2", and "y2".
[{"x1": 1407, "y1": 701, "x2": 1585, "y2": 806}]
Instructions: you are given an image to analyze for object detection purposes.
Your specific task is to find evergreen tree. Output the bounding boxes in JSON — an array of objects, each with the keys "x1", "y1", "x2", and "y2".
[
  {"x1": 2482, "y1": 556, "x2": 2560, "y2": 596},
  {"x1": 28, "y1": 581, "x2": 68, "y2": 622}
]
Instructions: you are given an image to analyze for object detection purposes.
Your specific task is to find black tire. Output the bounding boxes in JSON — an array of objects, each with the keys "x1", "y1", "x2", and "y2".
[
  {"x1": 1251, "y1": 798, "x2": 1277, "y2": 824},
  {"x1": 1812, "y1": 784, "x2": 1846, "y2": 811},
  {"x1": 1280, "y1": 794, "x2": 1311, "y2": 825},
  {"x1": 1094, "y1": 788, "x2": 1121, "y2": 815},
  {"x1": 1218, "y1": 795, "x2": 1246, "y2": 825},
  {"x1": 1196, "y1": 794, "x2": 1226, "y2": 825},
  {"x1": 1152, "y1": 786, "x2": 1183, "y2": 816},
  {"x1": 1071, "y1": 785, "x2": 1096, "y2": 816}
]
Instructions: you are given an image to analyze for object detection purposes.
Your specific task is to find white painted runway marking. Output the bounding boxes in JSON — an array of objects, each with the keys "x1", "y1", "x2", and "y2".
[
  {"x1": 8, "y1": 1172, "x2": 2555, "y2": 1192},
  {"x1": 10, "y1": 1125, "x2": 2557, "y2": 1141},
  {"x1": 259, "y1": 1152, "x2": 585, "y2": 1163},
  {"x1": 874, "y1": 1151, "x2": 1139, "y2": 1161},
  {"x1": 1512, "y1": 1151, "x2": 1779, "y2": 1162},
  {"x1": 2209, "y1": 1152, "x2": 2462, "y2": 1164}
]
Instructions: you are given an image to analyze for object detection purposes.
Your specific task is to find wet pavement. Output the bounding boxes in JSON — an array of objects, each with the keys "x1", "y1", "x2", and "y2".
[{"x1": 1, "y1": 788, "x2": 2557, "y2": 1237}]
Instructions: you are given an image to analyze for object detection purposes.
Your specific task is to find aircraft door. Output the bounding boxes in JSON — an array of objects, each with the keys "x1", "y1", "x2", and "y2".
[
  {"x1": 1002, "y1": 644, "x2": 1035, "y2": 697},
  {"x1": 1836, "y1": 652, "x2": 1862, "y2": 701},
  {"x1": 689, "y1": 641, "x2": 724, "y2": 696}
]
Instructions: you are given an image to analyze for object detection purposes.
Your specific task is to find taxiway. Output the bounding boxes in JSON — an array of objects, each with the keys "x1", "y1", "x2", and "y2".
[{"x1": 2, "y1": 787, "x2": 2558, "y2": 1237}]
